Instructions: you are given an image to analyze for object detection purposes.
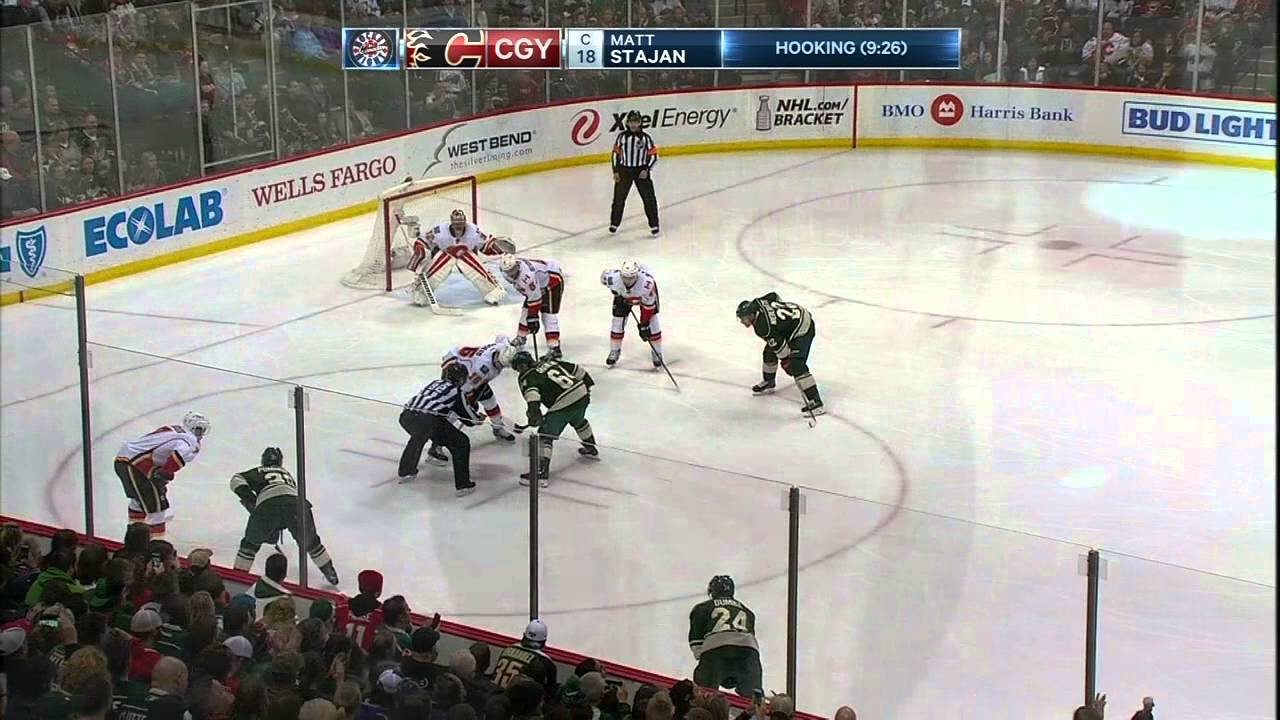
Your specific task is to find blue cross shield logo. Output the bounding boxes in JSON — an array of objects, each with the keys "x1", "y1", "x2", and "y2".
[{"x1": 15, "y1": 226, "x2": 48, "y2": 278}]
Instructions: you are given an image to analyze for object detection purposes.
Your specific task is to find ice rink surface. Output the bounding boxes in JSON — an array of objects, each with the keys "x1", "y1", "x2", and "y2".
[{"x1": 2, "y1": 149, "x2": 1275, "y2": 717}]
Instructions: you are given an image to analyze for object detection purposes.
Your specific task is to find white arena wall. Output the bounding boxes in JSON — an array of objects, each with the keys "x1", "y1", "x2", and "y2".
[{"x1": 0, "y1": 83, "x2": 1273, "y2": 305}]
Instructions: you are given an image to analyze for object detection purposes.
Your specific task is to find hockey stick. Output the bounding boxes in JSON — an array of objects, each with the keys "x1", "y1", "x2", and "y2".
[
  {"x1": 629, "y1": 308, "x2": 680, "y2": 392},
  {"x1": 803, "y1": 404, "x2": 818, "y2": 429},
  {"x1": 394, "y1": 215, "x2": 461, "y2": 316}
]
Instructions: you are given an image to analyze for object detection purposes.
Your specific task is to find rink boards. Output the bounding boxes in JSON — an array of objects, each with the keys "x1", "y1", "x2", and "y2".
[{"x1": 1, "y1": 83, "x2": 1273, "y2": 304}]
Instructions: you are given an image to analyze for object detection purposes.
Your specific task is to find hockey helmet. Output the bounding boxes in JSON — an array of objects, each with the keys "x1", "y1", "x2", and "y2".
[
  {"x1": 708, "y1": 575, "x2": 735, "y2": 599},
  {"x1": 182, "y1": 411, "x2": 211, "y2": 439},
  {"x1": 261, "y1": 447, "x2": 284, "y2": 467},
  {"x1": 498, "y1": 254, "x2": 520, "y2": 277},
  {"x1": 620, "y1": 260, "x2": 641, "y2": 283},
  {"x1": 735, "y1": 299, "x2": 759, "y2": 321},
  {"x1": 498, "y1": 344, "x2": 519, "y2": 368},
  {"x1": 523, "y1": 619, "x2": 548, "y2": 648},
  {"x1": 508, "y1": 350, "x2": 536, "y2": 372},
  {"x1": 444, "y1": 363, "x2": 469, "y2": 386}
]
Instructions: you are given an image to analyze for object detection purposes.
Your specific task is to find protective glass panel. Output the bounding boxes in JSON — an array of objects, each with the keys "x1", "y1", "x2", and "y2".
[
  {"x1": 0, "y1": 25, "x2": 44, "y2": 216},
  {"x1": 1096, "y1": 551, "x2": 1276, "y2": 719},
  {"x1": 86, "y1": 344, "x2": 294, "y2": 571},
  {"x1": 28, "y1": 14, "x2": 123, "y2": 210},
  {"x1": 535, "y1": 433, "x2": 790, "y2": 692},
  {"x1": 798, "y1": 486, "x2": 1090, "y2": 715},
  {"x1": 0, "y1": 268, "x2": 83, "y2": 529},
  {"x1": 110, "y1": 3, "x2": 201, "y2": 192},
  {"x1": 195, "y1": 2, "x2": 275, "y2": 171},
  {"x1": 271, "y1": 1, "x2": 350, "y2": 154},
  {"x1": 345, "y1": 2, "x2": 408, "y2": 140},
  {"x1": 301, "y1": 385, "x2": 529, "y2": 617}
]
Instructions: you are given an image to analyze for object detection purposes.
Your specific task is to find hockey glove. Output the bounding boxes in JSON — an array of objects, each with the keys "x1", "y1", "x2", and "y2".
[
  {"x1": 525, "y1": 315, "x2": 541, "y2": 335},
  {"x1": 638, "y1": 324, "x2": 652, "y2": 341},
  {"x1": 149, "y1": 468, "x2": 174, "y2": 485},
  {"x1": 511, "y1": 335, "x2": 527, "y2": 347},
  {"x1": 583, "y1": 371, "x2": 595, "y2": 389},
  {"x1": 408, "y1": 239, "x2": 428, "y2": 272},
  {"x1": 241, "y1": 499, "x2": 256, "y2": 513},
  {"x1": 526, "y1": 405, "x2": 544, "y2": 428}
]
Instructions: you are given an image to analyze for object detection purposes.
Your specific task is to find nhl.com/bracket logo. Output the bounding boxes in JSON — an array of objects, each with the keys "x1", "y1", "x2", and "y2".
[{"x1": 570, "y1": 109, "x2": 602, "y2": 147}]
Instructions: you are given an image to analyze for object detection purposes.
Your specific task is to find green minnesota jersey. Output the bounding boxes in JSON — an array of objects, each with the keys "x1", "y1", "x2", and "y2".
[
  {"x1": 230, "y1": 465, "x2": 298, "y2": 506},
  {"x1": 688, "y1": 597, "x2": 759, "y2": 657},
  {"x1": 518, "y1": 358, "x2": 591, "y2": 413},
  {"x1": 751, "y1": 293, "x2": 812, "y2": 358}
]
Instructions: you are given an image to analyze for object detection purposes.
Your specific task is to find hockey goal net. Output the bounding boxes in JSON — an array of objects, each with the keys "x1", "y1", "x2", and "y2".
[{"x1": 341, "y1": 175, "x2": 478, "y2": 291}]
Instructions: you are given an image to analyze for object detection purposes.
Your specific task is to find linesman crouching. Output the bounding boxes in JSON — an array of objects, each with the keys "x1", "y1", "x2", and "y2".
[{"x1": 231, "y1": 447, "x2": 340, "y2": 586}]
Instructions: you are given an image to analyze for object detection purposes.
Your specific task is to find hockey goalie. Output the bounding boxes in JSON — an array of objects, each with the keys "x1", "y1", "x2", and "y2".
[{"x1": 406, "y1": 209, "x2": 515, "y2": 308}]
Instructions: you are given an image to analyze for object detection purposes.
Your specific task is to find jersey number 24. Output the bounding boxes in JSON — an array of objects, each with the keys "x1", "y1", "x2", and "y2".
[{"x1": 711, "y1": 607, "x2": 750, "y2": 633}]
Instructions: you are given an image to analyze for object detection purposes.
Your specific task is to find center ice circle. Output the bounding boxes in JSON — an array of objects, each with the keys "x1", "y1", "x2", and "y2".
[{"x1": 736, "y1": 178, "x2": 1276, "y2": 326}]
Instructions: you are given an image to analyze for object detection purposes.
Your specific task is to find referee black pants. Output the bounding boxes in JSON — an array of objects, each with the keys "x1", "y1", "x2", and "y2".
[
  {"x1": 610, "y1": 167, "x2": 659, "y2": 230},
  {"x1": 398, "y1": 410, "x2": 472, "y2": 489}
]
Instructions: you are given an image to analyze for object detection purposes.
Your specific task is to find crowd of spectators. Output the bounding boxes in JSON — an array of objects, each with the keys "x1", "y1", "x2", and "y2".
[
  {"x1": 0, "y1": 523, "x2": 859, "y2": 720},
  {"x1": 0, "y1": 0, "x2": 1273, "y2": 219},
  {"x1": 0, "y1": 522, "x2": 1171, "y2": 720}
]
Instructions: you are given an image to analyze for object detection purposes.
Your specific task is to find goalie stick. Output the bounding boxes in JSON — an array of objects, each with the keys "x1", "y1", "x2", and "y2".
[
  {"x1": 394, "y1": 211, "x2": 461, "y2": 316},
  {"x1": 628, "y1": 308, "x2": 680, "y2": 392}
]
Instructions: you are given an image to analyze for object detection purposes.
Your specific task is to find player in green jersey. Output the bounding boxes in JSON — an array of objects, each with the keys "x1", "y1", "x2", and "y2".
[
  {"x1": 505, "y1": 350, "x2": 599, "y2": 487},
  {"x1": 736, "y1": 292, "x2": 824, "y2": 416},
  {"x1": 688, "y1": 575, "x2": 762, "y2": 696},
  {"x1": 230, "y1": 447, "x2": 339, "y2": 585}
]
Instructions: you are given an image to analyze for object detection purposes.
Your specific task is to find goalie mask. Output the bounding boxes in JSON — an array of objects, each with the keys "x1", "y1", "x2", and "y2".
[{"x1": 450, "y1": 209, "x2": 467, "y2": 235}]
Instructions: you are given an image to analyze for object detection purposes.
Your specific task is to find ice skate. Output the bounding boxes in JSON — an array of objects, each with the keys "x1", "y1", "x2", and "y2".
[
  {"x1": 752, "y1": 379, "x2": 777, "y2": 395},
  {"x1": 606, "y1": 349, "x2": 621, "y2": 366}
]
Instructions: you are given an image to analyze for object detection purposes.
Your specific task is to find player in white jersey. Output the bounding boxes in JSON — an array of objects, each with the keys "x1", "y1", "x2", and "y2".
[
  {"x1": 600, "y1": 260, "x2": 663, "y2": 368},
  {"x1": 440, "y1": 335, "x2": 518, "y2": 443},
  {"x1": 113, "y1": 411, "x2": 210, "y2": 538},
  {"x1": 406, "y1": 209, "x2": 510, "y2": 307},
  {"x1": 498, "y1": 254, "x2": 565, "y2": 358}
]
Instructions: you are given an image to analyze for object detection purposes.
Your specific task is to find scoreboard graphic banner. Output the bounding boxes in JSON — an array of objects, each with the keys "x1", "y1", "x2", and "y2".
[{"x1": 342, "y1": 28, "x2": 961, "y2": 71}]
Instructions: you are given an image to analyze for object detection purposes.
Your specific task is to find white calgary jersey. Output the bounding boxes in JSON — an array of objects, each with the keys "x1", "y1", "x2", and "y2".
[
  {"x1": 426, "y1": 221, "x2": 488, "y2": 253},
  {"x1": 116, "y1": 425, "x2": 200, "y2": 476},
  {"x1": 443, "y1": 340, "x2": 508, "y2": 391},
  {"x1": 508, "y1": 258, "x2": 562, "y2": 301},
  {"x1": 602, "y1": 267, "x2": 659, "y2": 308}
]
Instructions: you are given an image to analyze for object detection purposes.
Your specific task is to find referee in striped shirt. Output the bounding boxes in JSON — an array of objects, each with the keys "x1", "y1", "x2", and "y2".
[
  {"x1": 610, "y1": 110, "x2": 661, "y2": 236},
  {"x1": 398, "y1": 363, "x2": 480, "y2": 496}
]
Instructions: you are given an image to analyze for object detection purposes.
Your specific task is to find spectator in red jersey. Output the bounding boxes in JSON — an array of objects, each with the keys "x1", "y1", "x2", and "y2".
[
  {"x1": 127, "y1": 607, "x2": 164, "y2": 682},
  {"x1": 337, "y1": 570, "x2": 384, "y2": 652}
]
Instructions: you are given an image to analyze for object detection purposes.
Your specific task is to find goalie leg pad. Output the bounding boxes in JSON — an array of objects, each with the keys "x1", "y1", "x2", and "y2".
[
  {"x1": 453, "y1": 248, "x2": 502, "y2": 299},
  {"x1": 425, "y1": 252, "x2": 457, "y2": 286}
]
